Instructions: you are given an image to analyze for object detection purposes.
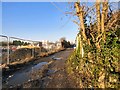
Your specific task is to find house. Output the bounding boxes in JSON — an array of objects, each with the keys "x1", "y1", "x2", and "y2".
[{"x1": 55, "y1": 41, "x2": 62, "y2": 49}]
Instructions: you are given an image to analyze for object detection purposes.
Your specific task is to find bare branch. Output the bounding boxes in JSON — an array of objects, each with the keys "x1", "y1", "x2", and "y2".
[
  {"x1": 73, "y1": 20, "x2": 80, "y2": 26},
  {"x1": 90, "y1": 33, "x2": 95, "y2": 42}
]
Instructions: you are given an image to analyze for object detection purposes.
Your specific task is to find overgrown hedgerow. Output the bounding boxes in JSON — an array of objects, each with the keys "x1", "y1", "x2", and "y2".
[{"x1": 66, "y1": 28, "x2": 120, "y2": 88}]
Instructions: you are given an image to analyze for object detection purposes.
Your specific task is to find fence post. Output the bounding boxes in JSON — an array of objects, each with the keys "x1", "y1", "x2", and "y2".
[
  {"x1": 7, "y1": 36, "x2": 9, "y2": 64},
  {"x1": 32, "y1": 42, "x2": 34, "y2": 58}
]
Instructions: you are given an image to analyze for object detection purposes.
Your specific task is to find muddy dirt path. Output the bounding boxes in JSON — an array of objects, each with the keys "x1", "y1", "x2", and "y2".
[{"x1": 3, "y1": 48, "x2": 74, "y2": 88}]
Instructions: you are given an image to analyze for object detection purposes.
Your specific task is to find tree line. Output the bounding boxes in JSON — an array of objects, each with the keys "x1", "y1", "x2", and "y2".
[{"x1": 2, "y1": 40, "x2": 30, "y2": 46}]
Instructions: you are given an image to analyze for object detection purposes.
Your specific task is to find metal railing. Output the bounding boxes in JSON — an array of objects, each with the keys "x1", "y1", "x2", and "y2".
[
  {"x1": 1, "y1": 35, "x2": 62, "y2": 65},
  {"x1": 0, "y1": 35, "x2": 42, "y2": 65}
]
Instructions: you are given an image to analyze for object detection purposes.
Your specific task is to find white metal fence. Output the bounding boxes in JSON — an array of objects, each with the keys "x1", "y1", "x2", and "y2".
[
  {"x1": 0, "y1": 35, "x2": 45, "y2": 65},
  {"x1": 1, "y1": 35, "x2": 62, "y2": 65}
]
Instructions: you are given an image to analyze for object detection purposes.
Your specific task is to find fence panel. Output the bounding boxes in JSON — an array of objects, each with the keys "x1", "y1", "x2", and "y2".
[
  {"x1": 1, "y1": 35, "x2": 62, "y2": 65},
  {"x1": 9, "y1": 37, "x2": 35, "y2": 64},
  {"x1": 0, "y1": 35, "x2": 9, "y2": 64}
]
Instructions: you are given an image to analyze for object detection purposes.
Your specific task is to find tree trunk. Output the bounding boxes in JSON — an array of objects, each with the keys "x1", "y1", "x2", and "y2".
[
  {"x1": 96, "y1": 0, "x2": 101, "y2": 35},
  {"x1": 101, "y1": 0, "x2": 108, "y2": 43},
  {"x1": 75, "y1": 2, "x2": 87, "y2": 41},
  {"x1": 76, "y1": 33, "x2": 84, "y2": 57}
]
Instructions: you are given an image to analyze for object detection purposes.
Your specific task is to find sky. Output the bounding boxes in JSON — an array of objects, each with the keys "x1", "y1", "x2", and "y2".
[
  {"x1": 2, "y1": 2, "x2": 119, "y2": 43},
  {"x1": 2, "y1": 2, "x2": 79, "y2": 43}
]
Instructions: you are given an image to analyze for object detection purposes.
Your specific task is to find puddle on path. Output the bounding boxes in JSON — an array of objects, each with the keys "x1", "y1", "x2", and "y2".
[
  {"x1": 47, "y1": 69, "x2": 56, "y2": 76},
  {"x1": 32, "y1": 62, "x2": 48, "y2": 70},
  {"x1": 52, "y1": 56, "x2": 62, "y2": 60},
  {"x1": 4, "y1": 62, "x2": 48, "y2": 87}
]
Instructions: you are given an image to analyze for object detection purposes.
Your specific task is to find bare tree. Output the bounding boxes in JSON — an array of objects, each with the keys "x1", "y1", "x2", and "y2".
[{"x1": 75, "y1": 2, "x2": 87, "y2": 41}]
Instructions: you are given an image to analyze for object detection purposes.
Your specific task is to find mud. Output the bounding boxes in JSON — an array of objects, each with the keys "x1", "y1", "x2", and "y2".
[{"x1": 3, "y1": 48, "x2": 75, "y2": 88}]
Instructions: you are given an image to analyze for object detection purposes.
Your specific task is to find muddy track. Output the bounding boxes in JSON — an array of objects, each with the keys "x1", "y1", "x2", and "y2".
[
  {"x1": 3, "y1": 48, "x2": 74, "y2": 88},
  {"x1": 22, "y1": 48, "x2": 75, "y2": 88}
]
